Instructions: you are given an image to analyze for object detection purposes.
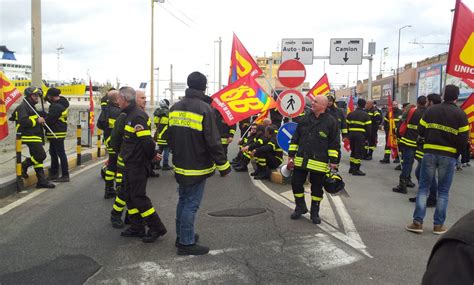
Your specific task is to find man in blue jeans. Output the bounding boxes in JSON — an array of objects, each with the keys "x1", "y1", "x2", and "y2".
[
  {"x1": 406, "y1": 85, "x2": 469, "y2": 235},
  {"x1": 168, "y1": 72, "x2": 231, "y2": 255}
]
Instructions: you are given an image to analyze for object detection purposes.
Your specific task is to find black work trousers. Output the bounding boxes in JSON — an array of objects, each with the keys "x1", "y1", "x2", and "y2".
[
  {"x1": 366, "y1": 128, "x2": 378, "y2": 155},
  {"x1": 49, "y1": 139, "x2": 69, "y2": 177},
  {"x1": 291, "y1": 168, "x2": 325, "y2": 210},
  {"x1": 349, "y1": 132, "x2": 366, "y2": 169},
  {"x1": 26, "y1": 142, "x2": 47, "y2": 170},
  {"x1": 124, "y1": 163, "x2": 166, "y2": 231}
]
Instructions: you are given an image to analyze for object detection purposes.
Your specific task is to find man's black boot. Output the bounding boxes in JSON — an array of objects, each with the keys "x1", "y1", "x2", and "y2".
[
  {"x1": 379, "y1": 154, "x2": 390, "y2": 164},
  {"x1": 290, "y1": 199, "x2": 308, "y2": 220},
  {"x1": 47, "y1": 172, "x2": 59, "y2": 181},
  {"x1": 142, "y1": 214, "x2": 167, "y2": 243},
  {"x1": 310, "y1": 201, "x2": 321, "y2": 224},
  {"x1": 177, "y1": 243, "x2": 210, "y2": 256},
  {"x1": 53, "y1": 175, "x2": 70, "y2": 182},
  {"x1": 175, "y1": 233, "x2": 200, "y2": 247},
  {"x1": 234, "y1": 164, "x2": 248, "y2": 172},
  {"x1": 121, "y1": 226, "x2": 146, "y2": 238},
  {"x1": 393, "y1": 157, "x2": 400, "y2": 163},
  {"x1": 36, "y1": 169, "x2": 56, "y2": 189},
  {"x1": 409, "y1": 197, "x2": 416, "y2": 202},
  {"x1": 104, "y1": 180, "x2": 116, "y2": 199},
  {"x1": 392, "y1": 178, "x2": 407, "y2": 194},
  {"x1": 111, "y1": 214, "x2": 124, "y2": 229},
  {"x1": 352, "y1": 165, "x2": 366, "y2": 176},
  {"x1": 21, "y1": 159, "x2": 32, "y2": 179},
  {"x1": 406, "y1": 178, "x2": 415, "y2": 188},
  {"x1": 394, "y1": 164, "x2": 402, "y2": 171},
  {"x1": 254, "y1": 167, "x2": 270, "y2": 180}
]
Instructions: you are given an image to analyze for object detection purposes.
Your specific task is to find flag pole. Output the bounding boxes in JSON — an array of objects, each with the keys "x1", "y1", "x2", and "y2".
[{"x1": 22, "y1": 97, "x2": 57, "y2": 138}]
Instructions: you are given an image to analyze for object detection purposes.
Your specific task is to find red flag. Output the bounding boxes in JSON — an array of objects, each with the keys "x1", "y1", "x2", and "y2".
[
  {"x1": 0, "y1": 71, "x2": 22, "y2": 141},
  {"x1": 89, "y1": 78, "x2": 94, "y2": 136},
  {"x1": 212, "y1": 74, "x2": 275, "y2": 126},
  {"x1": 228, "y1": 33, "x2": 262, "y2": 85},
  {"x1": 461, "y1": 92, "x2": 474, "y2": 145},
  {"x1": 306, "y1": 74, "x2": 330, "y2": 100},
  {"x1": 462, "y1": 78, "x2": 474, "y2": 88},
  {"x1": 447, "y1": 0, "x2": 474, "y2": 79},
  {"x1": 387, "y1": 95, "x2": 398, "y2": 158},
  {"x1": 347, "y1": 95, "x2": 355, "y2": 114}
]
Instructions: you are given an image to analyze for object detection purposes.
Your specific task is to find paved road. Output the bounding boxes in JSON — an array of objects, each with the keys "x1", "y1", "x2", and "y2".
[{"x1": 0, "y1": 135, "x2": 472, "y2": 284}]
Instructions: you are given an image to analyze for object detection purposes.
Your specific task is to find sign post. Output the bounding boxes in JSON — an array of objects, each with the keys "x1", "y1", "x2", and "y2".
[
  {"x1": 329, "y1": 38, "x2": 363, "y2": 65},
  {"x1": 277, "y1": 59, "x2": 306, "y2": 88},
  {"x1": 281, "y1": 38, "x2": 314, "y2": 65},
  {"x1": 277, "y1": 90, "x2": 305, "y2": 118}
]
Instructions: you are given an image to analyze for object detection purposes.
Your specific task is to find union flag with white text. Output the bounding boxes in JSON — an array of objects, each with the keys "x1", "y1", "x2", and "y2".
[
  {"x1": 447, "y1": 0, "x2": 474, "y2": 79},
  {"x1": 212, "y1": 74, "x2": 275, "y2": 126}
]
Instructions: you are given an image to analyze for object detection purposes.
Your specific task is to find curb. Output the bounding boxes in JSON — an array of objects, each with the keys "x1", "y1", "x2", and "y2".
[{"x1": 0, "y1": 147, "x2": 106, "y2": 199}]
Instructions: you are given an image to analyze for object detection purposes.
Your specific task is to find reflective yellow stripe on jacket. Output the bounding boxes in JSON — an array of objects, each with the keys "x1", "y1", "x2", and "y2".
[{"x1": 169, "y1": 111, "x2": 203, "y2": 131}]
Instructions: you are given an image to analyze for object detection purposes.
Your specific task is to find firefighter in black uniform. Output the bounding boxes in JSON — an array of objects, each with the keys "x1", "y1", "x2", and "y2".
[
  {"x1": 326, "y1": 95, "x2": 347, "y2": 165},
  {"x1": 168, "y1": 72, "x2": 231, "y2": 255},
  {"x1": 364, "y1": 100, "x2": 382, "y2": 160},
  {"x1": 233, "y1": 125, "x2": 265, "y2": 172},
  {"x1": 346, "y1": 99, "x2": 372, "y2": 176},
  {"x1": 12, "y1": 87, "x2": 55, "y2": 188},
  {"x1": 393, "y1": 96, "x2": 427, "y2": 194},
  {"x1": 380, "y1": 101, "x2": 402, "y2": 163},
  {"x1": 97, "y1": 90, "x2": 122, "y2": 199},
  {"x1": 116, "y1": 87, "x2": 167, "y2": 243},
  {"x1": 214, "y1": 109, "x2": 236, "y2": 158},
  {"x1": 153, "y1": 99, "x2": 172, "y2": 170},
  {"x1": 45, "y1": 87, "x2": 70, "y2": 182},
  {"x1": 287, "y1": 95, "x2": 339, "y2": 224},
  {"x1": 251, "y1": 125, "x2": 283, "y2": 180}
]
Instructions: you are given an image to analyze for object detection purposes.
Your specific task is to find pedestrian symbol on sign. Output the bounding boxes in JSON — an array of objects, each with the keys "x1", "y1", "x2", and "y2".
[{"x1": 286, "y1": 95, "x2": 296, "y2": 110}]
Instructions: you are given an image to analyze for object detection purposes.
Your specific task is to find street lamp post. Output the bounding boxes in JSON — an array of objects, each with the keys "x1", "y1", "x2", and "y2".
[
  {"x1": 396, "y1": 25, "x2": 411, "y2": 101},
  {"x1": 151, "y1": 0, "x2": 165, "y2": 107}
]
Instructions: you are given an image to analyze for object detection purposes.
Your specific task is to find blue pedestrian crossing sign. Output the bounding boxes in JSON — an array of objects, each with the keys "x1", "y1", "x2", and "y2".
[{"x1": 277, "y1": 122, "x2": 298, "y2": 153}]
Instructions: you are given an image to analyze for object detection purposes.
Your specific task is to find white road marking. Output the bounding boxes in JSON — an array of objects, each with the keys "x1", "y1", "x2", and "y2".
[
  {"x1": 248, "y1": 164, "x2": 372, "y2": 258},
  {"x1": 0, "y1": 189, "x2": 48, "y2": 216},
  {"x1": 331, "y1": 195, "x2": 364, "y2": 245},
  {"x1": 0, "y1": 159, "x2": 105, "y2": 216}
]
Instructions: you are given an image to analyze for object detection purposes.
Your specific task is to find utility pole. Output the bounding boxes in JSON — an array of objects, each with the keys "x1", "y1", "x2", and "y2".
[
  {"x1": 155, "y1": 67, "x2": 159, "y2": 103},
  {"x1": 150, "y1": 0, "x2": 155, "y2": 107},
  {"x1": 169, "y1": 64, "x2": 174, "y2": 105},
  {"x1": 31, "y1": 0, "x2": 42, "y2": 88},
  {"x1": 218, "y1": 37, "x2": 222, "y2": 90},
  {"x1": 56, "y1": 45, "x2": 64, "y2": 81}
]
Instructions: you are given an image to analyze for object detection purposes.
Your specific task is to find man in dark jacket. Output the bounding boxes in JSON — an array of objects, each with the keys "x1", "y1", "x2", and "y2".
[
  {"x1": 168, "y1": 71, "x2": 231, "y2": 255},
  {"x1": 12, "y1": 87, "x2": 55, "y2": 189},
  {"x1": 287, "y1": 95, "x2": 339, "y2": 224},
  {"x1": 326, "y1": 95, "x2": 347, "y2": 165},
  {"x1": 153, "y1": 98, "x2": 172, "y2": 170},
  {"x1": 346, "y1": 99, "x2": 372, "y2": 176},
  {"x1": 406, "y1": 85, "x2": 469, "y2": 235},
  {"x1": 117, "y1": 87, "x2": 167, "y2": 243},
  {"x1": 364, "y1": 100, "x2": 382, "y2": 160},
  {"x1": 99, "y1": 90, "x2": 123, "y2": 199},
  {"x1": 45, "y1": 87, "x2": 70, "y2": 182}
]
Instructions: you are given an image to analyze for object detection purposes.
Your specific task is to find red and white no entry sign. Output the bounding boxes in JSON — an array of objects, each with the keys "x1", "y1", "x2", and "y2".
[
  {"x1": 277, "y1": 90, "x2": 305, "y2": 118},
  {"x1": 277, "y1": 59, "x2": 306, "y2": 88}
]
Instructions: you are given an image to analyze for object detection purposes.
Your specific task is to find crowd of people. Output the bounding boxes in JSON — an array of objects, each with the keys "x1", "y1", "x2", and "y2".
[{"x1": 11, "y1": 71, "x2": 471, "y2": 257}]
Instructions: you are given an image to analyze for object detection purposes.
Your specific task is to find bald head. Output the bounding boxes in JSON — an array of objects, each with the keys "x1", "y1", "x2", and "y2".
[
  {"x1": 135, "y1": 90, "x2": 146, "y2": 110},
  {"x1": 263, "y1": 118, "x2": 272, "y2": 127},
  {"x1": 311, "y1": 95, "x2": 328, "y2": 116}
]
